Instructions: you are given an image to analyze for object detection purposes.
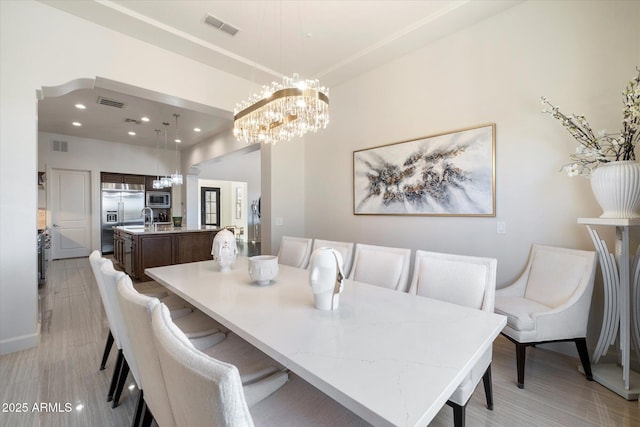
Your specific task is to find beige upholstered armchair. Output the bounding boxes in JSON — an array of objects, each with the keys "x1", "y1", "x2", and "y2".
[{"x1": 494, "y1": 244, "x2": 597, "y2": 388}]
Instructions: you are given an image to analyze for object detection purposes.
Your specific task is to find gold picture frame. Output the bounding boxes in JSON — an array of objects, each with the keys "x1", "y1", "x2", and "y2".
[{"x1": 353, "y1": 123, "x2": 495, "y2": 216}]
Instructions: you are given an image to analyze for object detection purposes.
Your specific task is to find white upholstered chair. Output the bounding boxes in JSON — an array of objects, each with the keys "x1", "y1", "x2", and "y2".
[
  {"x1": 494, "y1": 244, "x2": 597, "y2": 388},
  {"x1": 349, "y1": 243, "x2": 411, "y2": 291},
  {"x1": 151, "y1": 303, "x2": 368, "y2": 426},
  {"x1": 277, "y1": 236, "x2": 313, "y2": 269},
  {"x1": 116, "y1": 274, "x2": 180, "y2": 427},
  {"x1": 409, "y1": 250, "x2": 498, "y2": 427},
  {"x1": 117, "y1": 276, "x2": 288, "y2": 426},
  {"x1": 99, "y1": 261, "x2": 149, "y2": 409},
  {"x1": 97, "y1": 258, "x2": 224, "y2": 408},
  {"x1": 312, "y1": 239, "x2": 355, "y2": 277},
  {"x1": 89, "y1": 250, "x2": 202, "y2": 372},
  {"x1": 89, "y1": 251, "x2": 122, "y2": 372}
]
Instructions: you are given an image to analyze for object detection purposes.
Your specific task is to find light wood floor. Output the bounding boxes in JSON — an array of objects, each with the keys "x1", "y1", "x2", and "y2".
[{"x1": 1, "y1": 257, "x2": 638, "y2": 426}]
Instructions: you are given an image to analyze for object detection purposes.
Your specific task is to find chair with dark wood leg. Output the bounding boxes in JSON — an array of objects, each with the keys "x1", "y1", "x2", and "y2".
[
  {"x1": 151, "y1": 303, "x2": 367, "y2": 426},
  {"x1": 409, "y1": 250, "x2": 498, "y2": 427},
  {"x1": 494, "y1": 244, "x2": 597, "y2": 389},
  {"x1": 99, "y1": 259, "x2": 226, "y2": 409},
  {"x1": 89, "y1": 250, "x2": 199, "y2": 376},
  {"x1": 116, "y1": 274, "x2": 291, "y2": 426},
  {"x1": 99, "y1": 330, "x2": 114, "y2": 371}
]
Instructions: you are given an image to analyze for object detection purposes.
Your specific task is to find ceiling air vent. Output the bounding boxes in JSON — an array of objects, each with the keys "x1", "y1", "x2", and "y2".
[
  {"x1": 52, "y1": 139, "x2": 68, "y2": 152},
  {"x1": 204, "y1": 13, "x2": 239, "y2": 36},
  {"x1": 97, "y1": 96, "x2": 126, "y2": 109},
  {"x1": 125, "y1": 118, "x2": 142, "y2": 124}
]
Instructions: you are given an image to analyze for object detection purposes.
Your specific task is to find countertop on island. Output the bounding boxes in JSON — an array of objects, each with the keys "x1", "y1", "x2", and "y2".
[{"x1": 115, "y1": 224, "x2": 220, "y2": 235}]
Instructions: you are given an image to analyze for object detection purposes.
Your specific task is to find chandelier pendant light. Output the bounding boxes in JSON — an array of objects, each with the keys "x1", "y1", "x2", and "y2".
[
  {"x1": 233, "y1": 73, "x2": 329, "y2": 144},
  {"x1": 153, "y1": 129, "x2": 164, "y2": 189},
  {"x1": 171, "y1": 113, "x2": 183, "y2": 185},
  {"x1": 160, "y1": 122, "x2": 173, "y2": 188},
  {"x1": 233, "y1": 2, "x2": 329, "y2": 145}
]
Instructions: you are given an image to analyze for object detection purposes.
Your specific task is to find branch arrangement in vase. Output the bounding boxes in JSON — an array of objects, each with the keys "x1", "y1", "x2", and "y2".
[{"x1": 541, "y1": 67, "x2": 639, "y2": 177}]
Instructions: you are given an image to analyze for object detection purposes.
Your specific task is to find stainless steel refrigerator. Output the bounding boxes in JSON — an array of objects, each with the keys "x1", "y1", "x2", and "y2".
[{"x1": 101, "y1": 182, "x2": 145, "y2": 253}]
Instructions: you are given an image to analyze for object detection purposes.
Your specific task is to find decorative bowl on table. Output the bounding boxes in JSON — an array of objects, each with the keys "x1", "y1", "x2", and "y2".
[{"x1": 248, "y1": 255, "x2": 278, "y2": 285}]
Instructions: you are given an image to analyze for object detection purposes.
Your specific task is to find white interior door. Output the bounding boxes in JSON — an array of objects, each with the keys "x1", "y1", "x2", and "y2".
[{"x1": 51, "y1": 169, "x2": 91, "y2": 259}]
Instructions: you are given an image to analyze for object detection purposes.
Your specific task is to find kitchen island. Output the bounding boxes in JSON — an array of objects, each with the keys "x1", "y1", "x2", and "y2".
[{"x1": 113, "y1": 224, "x2": 220, "y2": 280}]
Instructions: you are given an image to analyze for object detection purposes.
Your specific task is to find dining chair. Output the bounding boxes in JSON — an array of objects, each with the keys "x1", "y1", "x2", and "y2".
[
  {"x1": 117, "y1": 272, "x2": 174, "y2": 427},
  {"x1": 277, "y1": 236, "x2": 313, "y2": 268},
  {"x1": 409, "y1": 250, "x2": 497, "y2": 427},
  {"x1": 151, "y1": 303, "x2": 368, "y2": 426},
  {"x1": 118, "y1": 277, "x2": 292, "y2": 426},
  {"x1": 98, "y1": 258, "x2": 226, "y2": 408},
  {"x1": 312, "y1": 239, "x2": 355, "y2": 277},
  {"x1": 89, "y1": 251, "x2": 122, "y2": 372},
  {"x1": 348, "y1": 243, "x2": 411, "y2": 291},
  {"x1": 99, "y1": 261, "x2": 147, "y2": 409},
  {"x1": 89, "y1": 250, "x2": 201, "y2": 372},
  {"x1": 494, "y1": 244, "x2": 597, "y2": 389}
]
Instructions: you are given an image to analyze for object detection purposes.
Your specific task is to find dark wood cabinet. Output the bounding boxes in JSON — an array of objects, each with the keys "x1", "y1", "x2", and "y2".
[
  {"x1": 101, "y1": 172, "x2": 146, "y2": 185},
  {"x1": 117, "y1": 228, "x2": 220, "y2": 280},
  {"x1": 175, "y1": 232, "x2": 216, "y2": 264},
  {"x1": 145, "y1": 176, "x2": 155, "y2": 190},
  {"x1": 124, "y1": 174, "x2": 145, "y2": 185},
  {"x1": 113, "y1": 228, "x2": 124, "y2": 265},
  {"x1": 138, "y1": 235, "x2": 174, "y2": 270}
]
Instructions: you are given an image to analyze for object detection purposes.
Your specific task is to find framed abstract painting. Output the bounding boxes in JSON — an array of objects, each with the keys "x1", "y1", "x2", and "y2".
[{"x1": 353, "y1": 123, "x2": 495, "y2": 216}]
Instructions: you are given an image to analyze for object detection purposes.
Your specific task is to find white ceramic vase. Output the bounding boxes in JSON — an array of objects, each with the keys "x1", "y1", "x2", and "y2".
[{"x1": 590, "y1": 160, "x2": 640, "y2": 219}]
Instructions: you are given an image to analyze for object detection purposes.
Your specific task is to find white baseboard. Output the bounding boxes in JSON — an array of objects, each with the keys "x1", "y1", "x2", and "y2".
[{"x1": 0, "y1": 329, "x2": 40, "y2": 356}]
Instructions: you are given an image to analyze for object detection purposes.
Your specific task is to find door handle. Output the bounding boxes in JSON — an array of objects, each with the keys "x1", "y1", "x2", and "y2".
[{"x1": 52, "y1": 224, "x2": 60, "y2": 227}]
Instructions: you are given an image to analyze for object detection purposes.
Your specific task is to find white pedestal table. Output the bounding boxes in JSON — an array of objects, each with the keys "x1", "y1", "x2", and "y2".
[{"x1": 578, "y1": 218, "x2": 640, "y2": 400}]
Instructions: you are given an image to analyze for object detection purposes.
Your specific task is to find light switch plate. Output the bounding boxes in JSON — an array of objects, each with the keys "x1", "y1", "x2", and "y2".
[{"x1": 496, "y1": 221, "x2": 506, "y2": 234}]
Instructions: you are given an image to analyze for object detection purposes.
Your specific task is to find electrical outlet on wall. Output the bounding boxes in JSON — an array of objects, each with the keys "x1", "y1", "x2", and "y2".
[
  {"x1": 496, "y1": 221, "x2": 507, "y2": 234},
  {"x1": 275, "y1": 217, "x2": 283, "y2": 226}
]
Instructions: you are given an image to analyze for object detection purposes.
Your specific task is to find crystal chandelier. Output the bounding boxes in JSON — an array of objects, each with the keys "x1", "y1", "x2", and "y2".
[
  {"x1": 233, "y1": 73, "x2": 329, "y2": 144},
  {"x1": 171, "y1": 113, "x2": 183, "y2": 185},
  {"x1": 160, "y1": 122, "x2": 173, "y2": 188},
  {"x1": 152, "y1": 129, "x2": 164, "y2": 189}
]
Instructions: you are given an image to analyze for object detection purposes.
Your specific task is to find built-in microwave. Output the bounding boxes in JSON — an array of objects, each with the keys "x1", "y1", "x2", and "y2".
[{"x1": 146, "y1": 191, "x2": 171, "y2": 208}]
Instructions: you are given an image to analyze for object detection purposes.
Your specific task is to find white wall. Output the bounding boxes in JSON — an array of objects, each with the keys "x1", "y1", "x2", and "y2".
[
  {"x1": 305, "y1": 0, "x2": 640, "y2": 355},
  {"x1": 0, "y1": 1, "x2": 257, "y2": 354},
  {"x1": 266, "y1": 139, "x2": 307, "y2": 255}
]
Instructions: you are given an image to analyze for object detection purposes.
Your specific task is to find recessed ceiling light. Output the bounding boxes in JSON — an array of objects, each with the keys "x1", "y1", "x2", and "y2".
[
  {"x1": 174, "y1": 138, "x2": 182, "y2": 143},
  {"x1": 75, "y1": 103, "x2": 86, "y2": 109},
  {"x1": 128, "y1": 131, "x2": 136, "y2": 136},
  {"x1": 193, "y1": 127, "x2": 201, "y2": 132},
  {"x1": 72, "y1": 122, "x2": 82, "y2": 127},
  {"x1": 141, "y1": 117, "x2": 150, "y2": 122}
]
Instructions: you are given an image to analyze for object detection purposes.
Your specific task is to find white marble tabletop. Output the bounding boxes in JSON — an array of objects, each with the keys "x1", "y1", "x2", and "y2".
[{"x1": 146, "y1": 257, "x2": 506, "y2": 427}]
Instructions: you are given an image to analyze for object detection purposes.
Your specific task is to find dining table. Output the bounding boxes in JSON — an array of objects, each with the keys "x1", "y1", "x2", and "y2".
[{"x1": 146, "y1": 257, "x2": 506, "y2": 427}]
